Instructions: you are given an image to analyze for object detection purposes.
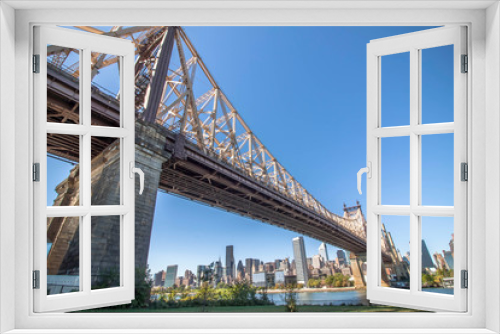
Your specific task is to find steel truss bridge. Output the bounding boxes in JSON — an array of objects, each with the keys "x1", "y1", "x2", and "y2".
[{"x1": 47, "y1": 26, "x2": 378, "y2": 256}]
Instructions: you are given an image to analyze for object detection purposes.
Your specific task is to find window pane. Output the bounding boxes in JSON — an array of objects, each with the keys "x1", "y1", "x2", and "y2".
[
  {"x1": 421, "y1": 217, "x2": 454, "y2": 294},
  {"x1": 47, "y1": 216, "x2": 80, "y2": 295},
  {"x1": 381, "y1": 52, "x2": 410, "y2": 127},
  {"x1": 47, "y1": 45, "x2": 81, "y2": 124},
  {"x1": 91, "y1": 137, "x2": 121, "y2": 206},
  {"x1": 421, "y1": 45, "x2": 454, "y2": 124},
  {"x1": 91, "y1": 53, "x2": 121, "y2": 127},
  {"x1": 381, "y1": 136, "x2": 410, "y2": 205},
  {"x1": 47, "y1": 134, "x2": 80, "y2": 206},
  {"x1": 421, "y1": 133, "x2": 454, "y2": 206},
  {"x1": 91, "y1": 216, "x2": 121, "y2": 290},
  {"x1": 380, "y1": 216, "x2": 410, "y2": 289}
]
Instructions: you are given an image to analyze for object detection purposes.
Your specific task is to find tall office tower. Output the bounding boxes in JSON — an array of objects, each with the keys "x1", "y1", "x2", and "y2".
[
  {"x1": 344, "y1": 250, "x2": 351, "y2": 265},
  {"x1": 214, "y1": 259, "x2": 223, "y2": 285},
  {"x1": 292, "y1": 236, "x2": 309, "y2": 284},
  {"x1": 226, "y1": 245, "x2": 235, "y2": 279},
  {"x1": 337, "y1": 250, "x2": 346, "y2": 267},
  {"x1": 164, "y1": 265, "x2": 178, "y2": 288},
  {"x1": 319, "y1": 243, "x2": 329, "y2": 262},
  {"x1": 237, "y1": 260, "x2": 245, "y2": 281},
  {"x1": 275, "y1": 259, "x2": 282, "y2": 270},
  {"x1": 154, "y1": 270, "x2": 166, "y2": 287},
  {"x1": 421, "y1": 240, "x2": 436, "y2": 270},
  {"x1": 443, "y1": 250, "x2": 454, "y2": 270},
  {"x1": 245, "y1": 258, "x2": 254, "y2": 281}
]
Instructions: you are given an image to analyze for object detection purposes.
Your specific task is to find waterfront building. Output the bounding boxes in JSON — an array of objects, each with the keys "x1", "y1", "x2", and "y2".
[
  {"x1": 164, "y1": 265, "x2": 178, "y2": 288},
  {"x1": 154, "y1": 270, "x2": 165, "y2": 287},
  {"x1": 225, "y1": 245, "x2": 235, "y2": 279},
  {"x1": 252, "y1": 271, "x2": 267, "y2": 288},
  {"x1": 284, "y1": 275, "x2": 297, "y2": 286},
  {"x1": 422, "y1": 240, "x2": 436, "y2": 270},
  {"x1": 292, "y1": 236, "x2": 309, "y2": 284},
  {"x1": 443, "y1": 250, "x2": 454, "y2": 270},
  {"x1": 275, "y1": 259, "x2": 282, "y2": 270},
  {"x1": 312, "y1": 254, "x2": 323, "y2": 269},
  {"x1": 264, "y1": 262, "x2": 275, "y2": 273},
  {"x1": 275, "y1": 270, "x2": 285, "y2": 285},
  {"x1": 319, "y1": 242, "x2": 329, "y2": 262}
]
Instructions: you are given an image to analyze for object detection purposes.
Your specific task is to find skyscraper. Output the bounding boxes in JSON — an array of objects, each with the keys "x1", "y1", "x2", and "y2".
[
  {"x1": 237, "y1": 260, "x2": 244, "y2": 281},
  {"x1": 292, "y1": 236, "x2": 309, "y2": 284},
  {"x1": 164, "y1": 265, "x2": 178, "y2": 288},
  {"x1": 225, "y1": 245, "x2": 235, "y2": 279},
  {"x1": 337, "y1": 250, "x2": 346, "y2": 267},
  {"x1": 319, "y1": 243, "x2": 329, "y2": 262},
  {"x1": 421, "y1": 240, "x2": 436, "y2": 270}
]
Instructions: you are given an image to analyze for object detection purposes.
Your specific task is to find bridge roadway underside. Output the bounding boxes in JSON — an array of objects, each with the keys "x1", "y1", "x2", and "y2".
[
  {"x1": 46, "y1": 66, "x2": 368, "y2": 255},
  {"x1": 160, "y1": 130, "x2": 367, "y2": 254}
]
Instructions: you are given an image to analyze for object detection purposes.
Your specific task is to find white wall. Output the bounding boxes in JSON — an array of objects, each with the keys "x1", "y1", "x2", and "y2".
[
  {"x1": 485, "y1": 2, "x2": 500, "y2": 333},
  {"x1": 0, "y1": 2, "x2": 16, "y2": 333}
]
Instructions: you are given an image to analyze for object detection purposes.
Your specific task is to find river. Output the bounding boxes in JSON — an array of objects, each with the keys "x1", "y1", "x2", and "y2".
[{"x1": 259, "y1": 288, "x2": 453, "y2": 306}]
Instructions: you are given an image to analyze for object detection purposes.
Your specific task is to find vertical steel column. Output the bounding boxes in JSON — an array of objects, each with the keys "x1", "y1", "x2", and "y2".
[{"x1": 142, "y1": 26, "x2": 177, "y2": 124}]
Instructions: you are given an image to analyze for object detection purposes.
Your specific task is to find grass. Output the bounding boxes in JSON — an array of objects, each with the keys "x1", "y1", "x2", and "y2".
[{"x1": 79, "y1": 304, "x2": 423, "y2": 313}]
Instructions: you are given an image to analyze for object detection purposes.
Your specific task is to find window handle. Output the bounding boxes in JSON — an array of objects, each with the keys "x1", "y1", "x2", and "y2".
[
  {"x1": 130, "y1": 162, "x2": 145, "y2": 195},
  {"x1": 357, "y1": 162, "x2": 372, "y2": 195}
]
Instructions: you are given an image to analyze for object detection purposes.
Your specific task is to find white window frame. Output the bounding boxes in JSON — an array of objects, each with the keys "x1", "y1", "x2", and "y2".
[
  {"x1": 33, "y1": 26, "x2": 136, "y2": 312},
  {"x1": 366, "y1": 26, "x2": 467, "y2": 312},
  {"x1": 0, "y1": 1, "x2": 499, "y2": 333}
]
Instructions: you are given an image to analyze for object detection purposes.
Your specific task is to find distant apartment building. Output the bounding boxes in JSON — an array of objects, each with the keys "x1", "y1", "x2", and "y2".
[
  {"x1": 164, "y1": 265, "x2": 178, "y2": 288},
  {"x1": 433, "y1": 252, "x2": 449, "y2": 270},
  {"x1": 292, "y1": 236, "x2": 309, "y2": 284},
  {"x1": 154, "y1": 270, "x2": 166, "y2": 287}
]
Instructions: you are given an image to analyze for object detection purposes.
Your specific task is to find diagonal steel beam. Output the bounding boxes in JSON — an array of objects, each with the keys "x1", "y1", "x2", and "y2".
[{"x1": 143, "y1": 26, "x2": 178, "y2": 124}]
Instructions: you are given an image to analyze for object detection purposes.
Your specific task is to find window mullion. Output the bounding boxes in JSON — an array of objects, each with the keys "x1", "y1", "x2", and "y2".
[
  {"x1": 82, "y1": 47, "x2": 92, "y2": 294},
  {"x1": 409, "y1": 47, "x2": 420, "y2": 294}
]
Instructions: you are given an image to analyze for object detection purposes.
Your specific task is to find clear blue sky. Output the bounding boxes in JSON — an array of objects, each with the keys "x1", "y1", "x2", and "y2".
[{"x1": 48, "y1": 26, "x2": 455, "y2": 276}]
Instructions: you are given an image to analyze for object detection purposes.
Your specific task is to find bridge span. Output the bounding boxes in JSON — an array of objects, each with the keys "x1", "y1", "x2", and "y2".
[{"x1": 45, "y1": 27, "x2": 396, "y2": 288}]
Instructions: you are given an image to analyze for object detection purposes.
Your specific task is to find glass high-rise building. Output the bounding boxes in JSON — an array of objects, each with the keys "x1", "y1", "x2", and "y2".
[
  {"x1": 164, "y1": 265, "x2": 178, "y2": 288},
  {"x1": 226, "y1": 245, "x2": 235, "y2": 279},
  {"x1": 292, "y1": 236, "x2": 309, "y2": 284},
  {"x1": 319, "y1": 242, "x2": 329, "y2": 262}
]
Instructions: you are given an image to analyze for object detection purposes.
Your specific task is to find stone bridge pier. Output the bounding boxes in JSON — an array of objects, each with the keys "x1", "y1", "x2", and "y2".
[
  {"x1": 349, "y1": 253, "x2": 391, "y2": 289},
  {"x1": 46, "y1": 120, "x2": 171, "y2": 285}
]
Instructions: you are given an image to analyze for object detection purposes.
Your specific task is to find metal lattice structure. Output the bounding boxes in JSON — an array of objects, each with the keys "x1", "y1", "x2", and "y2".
[{"x1": 47, "y1": 26, "x2": 368, "y2": 245}]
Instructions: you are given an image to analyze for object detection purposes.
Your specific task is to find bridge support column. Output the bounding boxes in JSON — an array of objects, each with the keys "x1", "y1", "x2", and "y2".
[
  {"x1": 47, "y1": 120, "x2": 171, "y2": 284},
  {"x1": 350, "y1": 253, "x2": 366, "y2": 289},
  {"x1": 133, "y1": 120, "x2": 172, "y2": 270}
]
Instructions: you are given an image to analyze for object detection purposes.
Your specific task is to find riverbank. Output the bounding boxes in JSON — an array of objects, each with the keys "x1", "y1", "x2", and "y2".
[{"x1": 263, "y1": 287, "x2": 358, "y2": 294}]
